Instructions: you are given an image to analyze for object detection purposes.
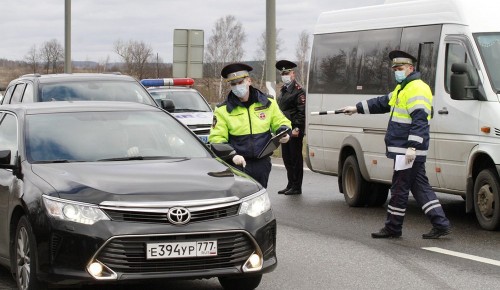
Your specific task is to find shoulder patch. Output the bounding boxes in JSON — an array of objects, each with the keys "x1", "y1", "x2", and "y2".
[{"x1": 295, "y1": 83, "x2": 302, "y2": 90}]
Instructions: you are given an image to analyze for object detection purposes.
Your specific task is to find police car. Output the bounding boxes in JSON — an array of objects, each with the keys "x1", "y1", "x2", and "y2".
[{"x1": 141, "y1": 78, "x2": 213, "y2": 143}]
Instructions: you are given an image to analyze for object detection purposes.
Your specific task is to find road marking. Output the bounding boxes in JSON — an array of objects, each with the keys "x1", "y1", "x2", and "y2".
[{"x1": 422, "y1": 247, "x2": 500, "y2": 266}]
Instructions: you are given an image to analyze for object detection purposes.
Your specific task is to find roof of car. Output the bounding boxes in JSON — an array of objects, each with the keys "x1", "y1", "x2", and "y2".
[
  {"x1": 0, "y1": 101, "x2": 159, "y2": 115},
  {"x1": 15, "y1": 73, "x2": 137, "y2": 84}
]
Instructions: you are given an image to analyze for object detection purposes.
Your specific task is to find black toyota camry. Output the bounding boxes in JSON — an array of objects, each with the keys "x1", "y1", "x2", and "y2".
[{"x1": 0, "y1": 101, "x2": 276, "y2": 290}]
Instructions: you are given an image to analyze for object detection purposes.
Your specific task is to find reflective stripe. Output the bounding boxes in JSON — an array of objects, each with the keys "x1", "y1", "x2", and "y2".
[
  {"x1": 407, "y1": 95, "x2": 431, "y2": 105},
  {"x1": 408, "y1": 104, "x2": 432, "y2": 116},
  {"x1": 388, "y1": 210, "x2": 406, "y2": 216},
  {"x1": 422, "y1": 200, "x2": 439, "y2": 210},
  {"x1": 390, "y1": 116, "x2": 412, "y2": 124},
  {"x1": 388, "y1": 204, "x2": 406, "y2": 212},
  {"x1": 387, "y1": 146, "x2": 428, "y2": 156},
  {"x1": 361, "y1": 100, "x2": 370, "y2": 114},
  {"x1": 408, "y1": 135, "x2": 423, "y2": 144},
  {"x1": 424, "y1": 204, "x2": 442, "y2": 214},
  {"x1": 392, "y1": 107, "x2": 408, "y2": 115}
]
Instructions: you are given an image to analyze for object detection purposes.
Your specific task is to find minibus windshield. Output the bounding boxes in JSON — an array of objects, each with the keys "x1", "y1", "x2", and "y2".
[{"x1": 476, "y1": 33, "x2": 500, "y2": 93}]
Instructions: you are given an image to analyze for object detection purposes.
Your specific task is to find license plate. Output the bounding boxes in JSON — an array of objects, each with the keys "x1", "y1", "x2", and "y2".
[
  {"x1": 146, "y1": 240, "x2": 217, "y2": 259},
  {"x1": 198, "y1": 135, "x2": 209, "y2": 143}
]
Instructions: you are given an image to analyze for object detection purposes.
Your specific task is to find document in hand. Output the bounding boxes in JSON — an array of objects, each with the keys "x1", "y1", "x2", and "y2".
[
  {"x1": 257, "y1": 130, "x2": 288, "y2": 159},
  {"x1": 395, "y1": 155, "x2": 414, "y2": 171}
]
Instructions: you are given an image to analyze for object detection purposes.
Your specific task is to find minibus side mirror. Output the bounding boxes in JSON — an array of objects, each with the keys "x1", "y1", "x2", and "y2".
[{"x1": 450, "y1": 63, "x2": 479, "y2": 100}]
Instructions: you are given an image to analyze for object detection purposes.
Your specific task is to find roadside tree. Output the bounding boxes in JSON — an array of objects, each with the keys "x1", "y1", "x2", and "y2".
[
  {"x1": 114, "y1": 39, "x2": 153, "y2": 80},
  {"x1": 295, "y1": 30, "x2": 310, "y2": 87}
]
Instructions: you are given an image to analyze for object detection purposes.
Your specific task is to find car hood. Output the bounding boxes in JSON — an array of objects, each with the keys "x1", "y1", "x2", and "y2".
[{"x1": 32, "y1": 158, "x2": 260, "y2": 205}]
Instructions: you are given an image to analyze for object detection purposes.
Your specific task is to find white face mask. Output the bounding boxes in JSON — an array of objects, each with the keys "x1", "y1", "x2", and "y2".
[
  {"x1": 281, "y1": 75, "x2": 292, "y2": 85},
  {"x1": 231, "y1": 82, "x2": 249, "y2": 99}
]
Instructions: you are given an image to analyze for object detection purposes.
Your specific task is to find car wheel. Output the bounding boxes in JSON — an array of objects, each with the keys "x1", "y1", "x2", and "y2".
[
  {"x1": 474, "y1": 169, "x2": 500, "y2": 230},
  {"x1": 342, "y1": 155, "x2": 368, "y2": 207},
  {"x1": 15, "y1": 216, "x2": 46, "y2": 290},
  {"x1": 366, "y1": 182, "x2": 389, "y2": 207},
  {"x1": 218, "y1": 275, "x2": 262, "y2": 290}
]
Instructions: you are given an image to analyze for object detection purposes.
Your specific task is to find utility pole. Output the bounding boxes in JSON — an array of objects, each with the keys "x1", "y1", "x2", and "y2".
[
  {"x1": 265, "y1": 0, "x2": 276, "y2": 97},
  {"x1": 64, "y1": 0, "x2": 72, "y2": 73}
]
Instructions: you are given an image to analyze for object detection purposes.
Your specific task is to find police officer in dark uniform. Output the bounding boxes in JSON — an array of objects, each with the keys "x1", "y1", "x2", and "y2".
[
  {"x1": 275, "y1": 60, "x2": 306, "y2": 195},
  {"x1": 342, "y1": 50, "x2": 451, "y2": 239},
  {"x1": 209, "y1": 63, "x2": 292, "y2": 188}
]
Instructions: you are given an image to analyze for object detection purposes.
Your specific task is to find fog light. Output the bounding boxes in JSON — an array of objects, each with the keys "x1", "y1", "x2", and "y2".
[
  {"x1": 88, "y1": 262, "x2": 103, "y2": 276},
  {"x1": 249, "y1": 254, "x2": 260, "y2": 267},
  {"x1": 243, "y1": 252, "x2": 263, "y2": 272}
]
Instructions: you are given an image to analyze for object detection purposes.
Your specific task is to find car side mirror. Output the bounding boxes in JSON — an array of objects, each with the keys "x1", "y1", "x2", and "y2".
[
  {"x1": 0, "y1": 150, "x2": 22, "y2": 178},
  {"x1": 160, "y1": 99, "x2": 175, "y2": 113},
  {"x1": 210, "y1": 143, "x2": 236, "y2": 162}
]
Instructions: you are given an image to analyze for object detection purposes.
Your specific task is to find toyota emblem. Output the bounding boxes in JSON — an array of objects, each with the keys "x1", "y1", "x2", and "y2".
[{"x1": 167, "y1": 207, "x2": 191, "y2": 225}]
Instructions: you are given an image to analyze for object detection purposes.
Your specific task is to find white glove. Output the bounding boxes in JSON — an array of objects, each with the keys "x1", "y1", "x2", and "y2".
[
  {"x1": 341, "y1": 106, "x2": 358, "y2": 115},
  {"x1": 232, "y1": 155, "x2": 246, "y2": 168},
  {"x1": 405, "y1": 147, "x2": 416, "y2": 164},
  {"x1": 279, "y1": 134, "x2": 290, "y2": 143},
  {"x1": 127, "y1": 146, "x2": 139, "y2": 157}
]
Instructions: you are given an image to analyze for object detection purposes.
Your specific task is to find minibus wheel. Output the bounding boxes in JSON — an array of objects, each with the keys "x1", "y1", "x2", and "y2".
[
  {"x1": 342, "y1": 155, "x2": 368, "y2": 206},
  {"x1": 473, "y1": 169, "x2": 500, "y2": 230}
]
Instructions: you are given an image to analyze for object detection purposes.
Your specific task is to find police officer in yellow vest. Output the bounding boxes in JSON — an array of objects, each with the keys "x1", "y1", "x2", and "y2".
[
  {"x1": 342, "y1": 50, "x2": 451, "y2": 239},
  {"x1": 209, "y1": 63, "x2": 292, "y2": 188}
]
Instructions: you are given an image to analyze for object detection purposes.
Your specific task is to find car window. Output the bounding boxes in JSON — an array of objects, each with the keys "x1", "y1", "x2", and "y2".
[
  {"x1": 150, "y1": 90, "x2": 212, "y2": 112},
  {"x1": 39, "y1": 81, "x2": 156, "y2": 105},
  {"x1": 22, "y1": 83, "x2": 35, "y2": 103},
  {"x1": 1, "y1": 85, "x2": 15, "y2": 104},
  {"x1": 10, "y1": 83, "x2": 27, "y2": 104},
  {"x1": 25, "y1": 110, "x2": 209, "y2": 162},
  {"x1": 0, "y1": 113, "x2": 18, "y2": 164}
]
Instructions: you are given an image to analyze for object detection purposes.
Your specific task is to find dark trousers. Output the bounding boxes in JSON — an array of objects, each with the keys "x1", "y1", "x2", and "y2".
[
  {"x1": 281, "y1": 133, "x2": 304, "y2": 190},
  {"x1": 234, "y1": 156, "x2": 272, "y2": 188},
  {"x1": 385, "y1": 161, "x2": 450, "y2": 234}
]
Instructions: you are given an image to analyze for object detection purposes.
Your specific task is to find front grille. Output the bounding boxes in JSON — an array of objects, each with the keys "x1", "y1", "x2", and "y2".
[
  {"x1": 187, "y1": 124, "x2": 211, "y2": 135},
  {"x1": 96, "y1": 232, "x2": 254, "y2": 274},
  {"x1": 103, "y1": 204, "x2": 240, "y2": 224}
]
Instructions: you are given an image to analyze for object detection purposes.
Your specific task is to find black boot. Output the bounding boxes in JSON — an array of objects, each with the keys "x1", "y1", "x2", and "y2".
[
  {"x1": 422, "y1": 227, "x2": 451, "y2": 239},
  {"x1": 284, "y1": 188, "x2": 302, "y2": 195},
  {"x1": 371, "y1": 227, "x2": 401, "y2": 239},
  {"x1": 278, "y1": 187, "x2": 290, "y2": 194}
]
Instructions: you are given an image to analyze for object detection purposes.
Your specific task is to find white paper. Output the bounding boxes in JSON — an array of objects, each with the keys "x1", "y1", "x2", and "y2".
[{"x1": 395, "y1": 155, "x2": 414, "y2": 171}]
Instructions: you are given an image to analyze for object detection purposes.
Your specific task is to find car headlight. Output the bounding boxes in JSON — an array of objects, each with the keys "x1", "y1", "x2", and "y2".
[
  {"x1": 239, "y1": 191, "x2": 271, "y2": 217},
  {"x1": 43, "y1": 196, "x2": 109, "y2": 225}
]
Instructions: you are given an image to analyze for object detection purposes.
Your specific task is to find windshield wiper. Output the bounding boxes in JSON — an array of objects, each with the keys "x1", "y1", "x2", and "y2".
[
  {"x1": 97, "y1": 156, "x2": 145, "y2": 161},
  {"x1": 32, "y1": 159, "x2": 86, "y2": 164},
  {"x1": 175, "y1": 108, "x2": 209, "y2": 112}
]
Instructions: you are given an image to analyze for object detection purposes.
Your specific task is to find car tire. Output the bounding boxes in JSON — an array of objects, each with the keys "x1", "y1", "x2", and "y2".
[
  {"x1": 14, "y1": 216, "x2": 46, "y2": 290},
  {"x1": 218, "y1": 275, "x2": 262, "y2": 290},
  {"x1": 473, "y1": 169, "x2": 500, "y2": 230},
  {"x1": 342, "y1": 155, "x2": 368, "y2": 207}
]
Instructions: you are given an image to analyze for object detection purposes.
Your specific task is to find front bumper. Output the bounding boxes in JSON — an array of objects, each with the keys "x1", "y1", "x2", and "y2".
[{"x1": 34, "y1": 211, "x2": 277, "y2": 286}]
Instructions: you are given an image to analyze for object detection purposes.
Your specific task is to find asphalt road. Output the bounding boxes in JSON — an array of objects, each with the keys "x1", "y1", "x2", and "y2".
[{"x1": 1, "y1": 158, "x2": 500, "y2": 289}]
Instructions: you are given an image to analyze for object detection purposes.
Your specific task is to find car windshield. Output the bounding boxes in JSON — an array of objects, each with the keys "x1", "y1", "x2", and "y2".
[
  {"x1": 475, "y1": 33, "x2": 500, "y2": 93},
  {"x1": 149, "y1": 90, "x2": 211, "y2": 112},
  {"x1": 25, "y1": 110, "x2": 210, "y2": 163},
  {"x1": 39, "y1": 81, "x2": 156, "y2": 105}
]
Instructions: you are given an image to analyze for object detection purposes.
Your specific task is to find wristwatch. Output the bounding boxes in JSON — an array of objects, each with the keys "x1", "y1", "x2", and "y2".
[{"x1": 409, "y1": 147, "x2": 416, "y2": 151}]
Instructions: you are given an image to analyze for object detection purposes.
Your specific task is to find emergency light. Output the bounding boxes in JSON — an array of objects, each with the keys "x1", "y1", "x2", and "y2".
[{"x1": 141, "y1": 78, "x2": 195, "y2": 87}]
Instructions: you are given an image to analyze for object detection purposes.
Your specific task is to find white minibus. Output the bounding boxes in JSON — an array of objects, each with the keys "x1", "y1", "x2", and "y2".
[{"x1": 305, "y1": 0, "x2": 500, "y2": 230}]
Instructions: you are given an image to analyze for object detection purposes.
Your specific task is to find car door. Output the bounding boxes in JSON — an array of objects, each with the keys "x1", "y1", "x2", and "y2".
[{"x1": 0, "y1": 113, "x2": 19, "y2": 259}]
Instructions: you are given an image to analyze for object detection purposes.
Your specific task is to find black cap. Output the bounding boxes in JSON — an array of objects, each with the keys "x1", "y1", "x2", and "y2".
[
  {"x1": 221, "y1": 63, "x2": 253, "y2": 84},
  {"x1": 276, "y1": 60, "x2": 297, "y2": 73},
  {"x1": 389, "y1": 50, "x2": 417, "y2": 67}
]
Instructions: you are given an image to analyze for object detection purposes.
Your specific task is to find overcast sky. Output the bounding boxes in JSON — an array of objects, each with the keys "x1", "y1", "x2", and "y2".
[{"x1": 0, "y1": 0, "x2": 386, "y2": 63}]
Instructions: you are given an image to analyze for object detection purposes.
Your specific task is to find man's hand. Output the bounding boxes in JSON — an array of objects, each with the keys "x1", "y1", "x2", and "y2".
[
  {"x1": 279, "y1": 134, "x2": 290, "y2": 143},
  {"x1": 127, "y1": 146, "x2": 139, "y2": 157},
  {"x1": 341, "y1": 106, "x2": 358, "y2": 115},
  {"x1": 232, "y1": 155, "x2": 246, "y2": 168},
  {"x1": 405, "y1": 147, "x2": 416, "y2": 164},
  {"x1": 291, "y1": 128, "x2": 300, "y2": 137}
]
